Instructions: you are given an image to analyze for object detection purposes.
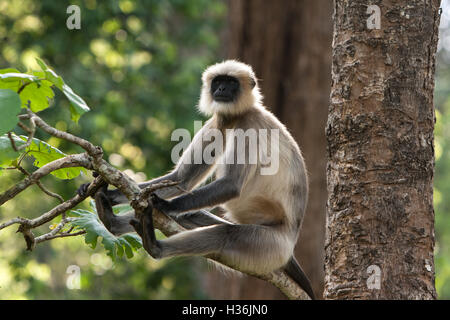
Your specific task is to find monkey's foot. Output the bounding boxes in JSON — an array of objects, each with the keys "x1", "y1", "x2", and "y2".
[{"x1": 130, "y1": 209, "x2": 162, "y2": 259}]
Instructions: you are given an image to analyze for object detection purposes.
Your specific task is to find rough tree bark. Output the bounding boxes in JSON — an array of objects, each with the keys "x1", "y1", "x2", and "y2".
[
  {"x1": 325, "y1": 0, "x2": 440, "y2": 299},
  {"x1": 204, "y1": 0, "x2": 332, "y2": 299}
]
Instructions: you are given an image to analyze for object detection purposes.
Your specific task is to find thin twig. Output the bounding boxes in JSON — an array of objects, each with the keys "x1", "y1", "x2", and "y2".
[
  {"x1": 36, "y1": 181, "x2": 65, "y2": 203},
  {"x1": 0, "y1": 176, "x2": 104, "y2": 250},
  {"x1": 18, "y1": 114, "x2": 31, "y2": 120},
  {"x1": 35, "y1": 217, "x2": 85, "y2": 243},
  {"x1": 31, "y1": 112, "x2": 102, "y2": 157},
  {"x1": 140, "y1": 180, "x2": 179, "y2": 201},
  {"x1": 0, "y1": 217, "x2": 29, "y2": 231},
  {"x1": 15, "y1": 166, "x2": 65, "y2": 203},
  {"x1": 16, "y1": 118, "x2": 36, "y2": 151},
  {"x1": 7, "y1": 132, "x2": 18, "y2": 152},
  {"x1": 0, "y1": 153, "x2": 91, "y2": 206},
  {"x1": 17, "y1": 151, "x2": 30, "y2": 167},
  {"x1": 35, "y1": 230, "x2": 86, "y2": 243},
  {"x1": 26, "y1": 175, "x2": 104, "y2": 228}
]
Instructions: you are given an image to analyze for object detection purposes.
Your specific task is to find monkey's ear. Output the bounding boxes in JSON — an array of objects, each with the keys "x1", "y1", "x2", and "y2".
[{"x1": 250, "y1": 78, "x2": 257, "y2": 89}]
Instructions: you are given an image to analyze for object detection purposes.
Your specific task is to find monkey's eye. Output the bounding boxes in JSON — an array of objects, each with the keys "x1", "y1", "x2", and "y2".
[{"x1": 228, "y1": 79, "x2": 239, "y2": 89}]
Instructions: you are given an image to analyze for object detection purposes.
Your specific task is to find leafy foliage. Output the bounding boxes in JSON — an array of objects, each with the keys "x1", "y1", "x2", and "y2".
[
  {"x1": 70, "y1": 207, "x2": 142, "y2": 261},
  {"x1": 0, "y1": 59, "x2": 90, "y2": 179},
  {"x1": 0, "y1": 134, "x2": 21, "y2": 166},
  {"x1": 36, "y1": 58, "x2": 90, "y2": 122},
  {"x1": 0, "y1": 60, "x2": 90, "y2": 120},
  {"x1": 24, "y1": 135, "x2": 86, "y2": 179},
  {"x1": 0, "y1": 133, "x2": 85, "y2": 179},
  {"x1": 0, "y1": 89, "x2": 21, "y2": 135}
]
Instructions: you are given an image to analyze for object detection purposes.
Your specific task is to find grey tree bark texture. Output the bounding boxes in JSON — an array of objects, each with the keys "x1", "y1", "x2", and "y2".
[
  {"x1": 203, "y1": 0, "x2": 332, "y2": 299},
  {"x1": 325, "y1": 0, "x2": 440, "y2": 299}
]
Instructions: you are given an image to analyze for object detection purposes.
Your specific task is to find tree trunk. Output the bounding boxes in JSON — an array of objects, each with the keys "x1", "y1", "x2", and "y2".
[
  {"x1": 325, "y1": 0, "x2": 440, "y2": 299},
  {"x1": 204, "y1": 0, "x2": 332, "y2": 299}
]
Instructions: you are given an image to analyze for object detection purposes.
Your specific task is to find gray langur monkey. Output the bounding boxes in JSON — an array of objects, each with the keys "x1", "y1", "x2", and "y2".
[{"x1": 78, "y1": 60, "x2": 314, "y2": 299}]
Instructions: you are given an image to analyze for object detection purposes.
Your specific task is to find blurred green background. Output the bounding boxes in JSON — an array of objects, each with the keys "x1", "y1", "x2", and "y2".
[
  {"x1": 1, "y1": 0, "x2": 450, "y2": 299},
  {"x1": 0, "y1": 0, "x2": 226, "y2": 299}
]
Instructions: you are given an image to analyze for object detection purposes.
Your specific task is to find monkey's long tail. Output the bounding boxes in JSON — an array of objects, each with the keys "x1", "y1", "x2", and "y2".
[{"x1": 283, "y1": 256, "x2": 316, "y2": 300}]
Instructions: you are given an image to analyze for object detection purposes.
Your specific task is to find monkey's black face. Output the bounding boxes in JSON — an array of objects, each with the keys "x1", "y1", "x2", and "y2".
[{"x1": 210, "y1": 75, "x2": 240, "y2": 103}]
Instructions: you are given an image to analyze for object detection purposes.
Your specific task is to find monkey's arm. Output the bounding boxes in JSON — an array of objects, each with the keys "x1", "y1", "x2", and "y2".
[
  {"x1": 94, "y1": 182, "x2": 229, "y2": 236},
  {"x1": 151, "y1": 178, "x2": 237, "y2": 215},
  {"x1": 152, "y1": 163, "x2": 249, "y2": 216}
]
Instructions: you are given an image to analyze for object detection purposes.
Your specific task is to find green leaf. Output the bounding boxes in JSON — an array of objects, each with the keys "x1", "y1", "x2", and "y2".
[
  {"x1": 0, "y1": 69, "x2": 33, "y2": 92},
  {"x1": 0, "y1": 89, "x2": 21, "y2": 135},
  {"x1": 0, "y1": 79, "x2": 20, "y2": 92},
  {"x1": 69, "y1": 209, "x2": 142, "y2": 261},
  {"x1": 22, "y1": 136, "x2": 86, "y2": 179},
  {"x1": 0, "y1": 134, "x2": 24, "y2": 168},
  {"x1": 0, "y1": 68, "x2": 20, "y2": 74},
  {"x1": 63, "y1": 84, "x2": 90, "y2": 122},
  {"x1": 35, "y1": 58, "x2": 90, "y2": 122},
  {"x1": 0, "y1": 72, "x2": 38, "y2": 82},
  {"x1": 35, "y1": 58, "x2": 64, "y2": 90},
  {"x1": 0, "y1": 134, "x2": 85, "y2": 179},
  {"x1": 19, "y1": 81, "x2": 55, "y2": 112}
]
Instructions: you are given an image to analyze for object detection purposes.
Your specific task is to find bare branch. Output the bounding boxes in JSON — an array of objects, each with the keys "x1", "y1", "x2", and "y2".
[
  {"x1": 0, "y1": 217, "x2": 29, "y2": 231},
  {"x1": 139, "y1": 180, "x2": 179, "y2": 205},
  {"x1": 35, "y1": 217, "x2": 86, "y2": 243},
  {"x1": 16, "y1": 117, "x2": 36, "y2": 151},
  {"x1": 26, "y1": 175, "x2": 104, "y2": 228},
  {"x1": 15, "y1": 166, "x2": 65, "y2": 203},
  {"x1": 35, "y1": 230, "x2": 86, "y2": 242},
  {"x1": 36, "y1": 181, "x2": 65, "y2": 203},
  {"x1": 0, "y1": 176, "x2": 104, "y2": 250},
  {"x1": 0, "y1": 153, "x2": 91, "y2": 206},
  {"x1": 31, "y1": 112, "x2": 102, "y2": 158},
  {"x1": 7, "y1": 132, "x2": 18, "y2": 152}
]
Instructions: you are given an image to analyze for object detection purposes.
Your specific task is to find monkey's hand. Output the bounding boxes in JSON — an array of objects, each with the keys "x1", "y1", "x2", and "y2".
[
  {"x1": 150, "y1": 193, "x2": 176, "y2": 216},
  {"x1": 76, "y1": 183, "x2": 91, "y2": 198},
  {"x1": 76, "y1": 172, "x2": 100, "y2": 198}
]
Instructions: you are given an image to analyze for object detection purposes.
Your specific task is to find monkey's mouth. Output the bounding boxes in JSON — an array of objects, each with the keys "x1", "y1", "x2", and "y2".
[{"x1": 213, "y1": 95, "x2": 234, "y2": 102}]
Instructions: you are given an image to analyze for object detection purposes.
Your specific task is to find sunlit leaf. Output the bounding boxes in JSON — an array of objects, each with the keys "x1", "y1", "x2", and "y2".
[
  {"x1": 35, "y1": 58, "x2": 90, "y2": 122},
  {"x1": 0, "y1": 134, "x2": 24, "y2": 168},
  {"x1": 0, "y1": 72, "x2": 38, "y2": 82},
  {"x1": 21, "y1": 135, "x2": 86, "y2": 179},
  {"x1": 0, "y1": 89, "x2": 21, "y2": 135},
  {"x1": 35, "y1": 58, "x2": 64, "y2": 90},
  {"x1": 19, "y1": 81, "x2": 54, "y2": 112},
  {"x1": 0, "y1": 69, "x2": 30, "y2": 92},
  {"x1": 63, "y1": 84, "x2": 90, "y2": 122}
]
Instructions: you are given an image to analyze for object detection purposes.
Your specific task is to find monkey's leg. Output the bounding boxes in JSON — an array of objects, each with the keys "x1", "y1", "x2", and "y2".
[
  {"x1": 95, "y1": 191, "x2": 135, "y2": 236},
  {"x1": 170, "y1": 210, "x2": 232, "y2": 229},
  {"x1": 134, "y1": 217, "x2": 291, "y2": 273}
]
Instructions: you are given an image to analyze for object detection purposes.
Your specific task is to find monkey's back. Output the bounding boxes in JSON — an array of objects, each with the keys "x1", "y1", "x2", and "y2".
[{"x1": 216, "y1": 106, "x2": 308, "y2": 239}]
